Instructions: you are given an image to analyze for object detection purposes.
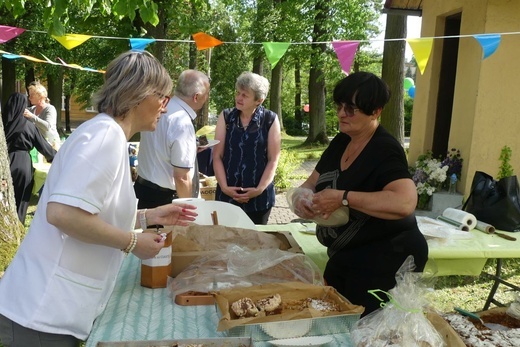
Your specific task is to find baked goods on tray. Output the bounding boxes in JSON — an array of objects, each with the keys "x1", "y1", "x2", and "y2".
[
  {"x1": 443, "y1": 309, "x2": 520, "y2": 346},
  {"x1": 229, "y1": 294, "x2": 341, "y2": 319}
]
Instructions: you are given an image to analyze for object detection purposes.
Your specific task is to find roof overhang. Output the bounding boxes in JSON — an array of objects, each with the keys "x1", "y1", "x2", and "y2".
[{"x1": 383, "y1": 0, "x2": 423, "y2": 17}]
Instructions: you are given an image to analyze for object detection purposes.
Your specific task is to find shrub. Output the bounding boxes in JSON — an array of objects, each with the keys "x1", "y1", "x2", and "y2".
[
  {"x1": 274, "y1": 149, "x2": 303, "y2": 192},
  {"x1": 497, "y1": 145, "x2": 514, "y2": 179}
]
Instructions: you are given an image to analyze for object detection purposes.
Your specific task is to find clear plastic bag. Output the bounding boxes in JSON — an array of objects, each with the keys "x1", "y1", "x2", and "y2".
[
  {"x1": 169, "y1": 244, "x2": 324, "y2": 298},
  {"x1": 507, "y1": 293, "x2": 520, "y2": 319},
  {"x1": 350, "y1": 256, "x2": 445, "y2": 347},
  {"x1": 286, "y1": 187, "x2": 349, "y2": 227}
]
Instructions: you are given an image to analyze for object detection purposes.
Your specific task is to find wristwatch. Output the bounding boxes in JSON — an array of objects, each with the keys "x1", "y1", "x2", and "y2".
[{"x1": 342, "y1": 190, "x2": 349, "y2": 206}]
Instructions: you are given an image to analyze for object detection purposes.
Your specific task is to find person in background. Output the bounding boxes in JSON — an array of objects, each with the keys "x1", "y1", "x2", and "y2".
[
  {"x1": 2, "y1": 92, "x2": 56, "y2": 224},
  {"x1": 0, "y1": 50, "x2": 197, "y2": 347},
  {"x1": 129, "y1": 146, "x2": 138, "y2": 182},
  {"x1": 23, "y1": 82, "x2": 61, "y2": 148},
  {"x1": 291, "y1": 72, "x2": 428, "y2": 316},
  {"x1": 136, "y1": 69, "x2": 210, "y2": 208},
  {"x1": 213, "y1": 72, "x2": 281, "y2": 225}
]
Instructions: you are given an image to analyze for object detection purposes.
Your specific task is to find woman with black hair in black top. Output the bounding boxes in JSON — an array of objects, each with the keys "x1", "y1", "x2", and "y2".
[{"x1": 291, "y1": 72, "x2": 428, "y2": 316}]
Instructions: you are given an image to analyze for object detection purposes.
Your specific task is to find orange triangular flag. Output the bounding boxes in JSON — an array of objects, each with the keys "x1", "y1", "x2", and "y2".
[
  {"x1": 406, "y1": 38, "x2": 433, "y2": 75},
  {"x1": 192, "y1": 32, "x2": 223, "y2": 50}
]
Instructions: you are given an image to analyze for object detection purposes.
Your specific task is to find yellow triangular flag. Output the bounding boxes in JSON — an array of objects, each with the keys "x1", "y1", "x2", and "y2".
[
  {"x1": 52, "y1": 34, "x2": 92, "y2": 50},
  {"x1": 406, "y1": 38, "x2": 433, "y2": 75}
]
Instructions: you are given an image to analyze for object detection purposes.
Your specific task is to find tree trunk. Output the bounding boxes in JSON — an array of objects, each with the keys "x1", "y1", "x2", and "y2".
[
  {"x1": 252, "y1": 56, "x2": 264, "y2": 75},
  {"x1": 381, "y1": 13, "x2": 407, "y2": 145},
  {"x1": 47, "y1": 71, "x2": 63, "y2": 130},
  {"x1": 134, "y1": 2, "x2": 168, "y2": 63},
  {"x1": 270, "y1": 61, "x2": 283, "y2": 131},
  {"x1": 24, "y1": 65, "x2": 35, "y2": 93},
  {"x1": 305, "y1": 0, "x2": 329, "y2": 145},
  {"x1": 294, "y1": 60, "x2": 303, "y2": 131}
]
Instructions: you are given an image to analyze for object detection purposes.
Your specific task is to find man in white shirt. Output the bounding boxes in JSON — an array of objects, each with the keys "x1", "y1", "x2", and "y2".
[{"x1": 135, "y1": 70, "x2": 210, "y2": 208}]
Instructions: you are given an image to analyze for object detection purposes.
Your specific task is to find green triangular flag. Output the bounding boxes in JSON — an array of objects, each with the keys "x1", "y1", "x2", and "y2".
[{"x1": 262, "y1": 42, "x2": 290, "y2": 69}]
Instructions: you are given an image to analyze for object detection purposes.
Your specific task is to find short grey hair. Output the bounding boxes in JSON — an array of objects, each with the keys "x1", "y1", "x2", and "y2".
[
  {"x1": 236, "y1": 72, "x2": 270, "y2": 101},
  {"x1": 175, "y1": 70, "x2": 210, "y2": 98},
  {"x1": 92, "y1": 50, "x2": 173, "y2": 118}
]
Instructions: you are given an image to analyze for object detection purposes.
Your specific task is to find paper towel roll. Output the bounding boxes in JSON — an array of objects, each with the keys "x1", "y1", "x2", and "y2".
[
  {"x1": 441, "y1": 208, "x2": 477, "y2": 230},
  {"x1": 476, "y1": 220, "x2": 496, "y2": 234},
  {"x1": 436, "y1": 216, "x2": 470, "y2": 231}
]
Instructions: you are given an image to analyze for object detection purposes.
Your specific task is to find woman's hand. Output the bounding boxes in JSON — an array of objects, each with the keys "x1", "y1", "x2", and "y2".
[
  {"x1": 231, "y1": 186, "x2": 261, "y2": 204},
  {"x1": 311, "y1": 189, "x2": 343, "y2": 219},
  {"x1": 23, "y1": 109, "x2": 34, "y2": 119},
  {"x1": 132, "y1": 232, "x2": 166, "y2": 259},
  {"x1": 149, "y1": 203, "x2": 197, "y2": 227},
  {"x1": 288, "y1": 188, "x2": 316, "y2": 219}
]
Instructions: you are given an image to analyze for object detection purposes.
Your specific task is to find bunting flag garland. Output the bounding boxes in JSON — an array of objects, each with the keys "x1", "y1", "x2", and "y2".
[
  {"x1": 474, "y1": 34, "x2": 501, "y2": 59},
  {"x1": 40, "y1": 53, "x2": 60, "y2": 65},
  {"x1": 332, "y1": 41, "x2": 360, "y2": 75},
  {"x1": 262, "y1": 42, "x2": 290, "y2": 69},
  {"x1": 0, "y1": 49, "x2": 104, "y2": 72},
  {"x1": 19, "y1": 54, "x2": 46, "y2": 63},
  {"x1": 406, "y1": 38, "x2": 433, "y2": 75},
  {"x1": 0, "y1": 25, "x2": 25, "y2": 43},
  {"x1": 1, "y1": 22, "x2": 519, "y2": 75},
  {"x1": 129, "y1": 38, "x2": 156, "y2": 51},
  {"x1": 52, "y1": 34, "x2": 92, "y2": 50},
  {"x1": 192, "y1": 32, "x2": 223, "y2": 50}
]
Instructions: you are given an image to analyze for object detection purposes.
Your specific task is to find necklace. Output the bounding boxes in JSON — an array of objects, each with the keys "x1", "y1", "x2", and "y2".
[
  {"x1": 344, "y1": 137, "x2": 371, "y2": 162},
  {"x1": 237, "y1": 114, "x2": 252, "y2": 130}
]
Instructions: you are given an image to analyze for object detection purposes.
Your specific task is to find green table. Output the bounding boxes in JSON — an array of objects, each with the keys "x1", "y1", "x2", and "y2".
[{"x1": 259, "y1": 223, "x2": 520, "y2": 310}]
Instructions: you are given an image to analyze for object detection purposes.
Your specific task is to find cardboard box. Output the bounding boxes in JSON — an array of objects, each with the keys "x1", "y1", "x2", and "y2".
[
  {"x1": 200, "y1": 184, "x2": 216, "y2": 200},
  {"x1": 213, "y1": 282, "x2": 364, "y2": 340},
  {"x1": 425, "y1": 309, "x2": 466, "y2": 347},
  {"x1": 171, "y1": 229, "x2": 302, "y2": 277},
  {"x1": 200, "y1": 176, "x2": 217, "y2": 200}
]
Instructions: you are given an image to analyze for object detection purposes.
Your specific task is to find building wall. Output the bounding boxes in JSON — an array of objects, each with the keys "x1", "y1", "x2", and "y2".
[
  {"x1": 59, "y1": 96, "x2": 96, "y2": 128},
  {"x1": 409, "y1": 0, "x2": 520, "y2": 196}
]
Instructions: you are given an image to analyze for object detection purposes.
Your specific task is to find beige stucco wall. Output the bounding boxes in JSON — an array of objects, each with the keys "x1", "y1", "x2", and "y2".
[{"x1": 409, "y1": 0, "x2": 520, "y2": 197}]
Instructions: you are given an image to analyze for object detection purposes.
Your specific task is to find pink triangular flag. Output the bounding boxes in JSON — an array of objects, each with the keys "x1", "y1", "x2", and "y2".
[
  {"x1": 0, "y1": 25, "x2": 25, "y2": 43},
  {"x1": 332, "y1": 41, "x2": 360, "y2": 74}
]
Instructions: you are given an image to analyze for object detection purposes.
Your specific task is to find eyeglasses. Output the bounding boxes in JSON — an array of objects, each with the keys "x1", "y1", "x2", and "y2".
[
  {"x1": 337, "y1": 103, "x2": 360, "y2": 117},
  {"x1": 154, "y1": 92, "x2": 171, "y2": 108}
]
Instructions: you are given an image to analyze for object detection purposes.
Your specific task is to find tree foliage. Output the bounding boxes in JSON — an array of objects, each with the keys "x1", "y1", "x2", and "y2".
[{"x1": 1, "y1": 0, "x2": 161, "y2": 35}]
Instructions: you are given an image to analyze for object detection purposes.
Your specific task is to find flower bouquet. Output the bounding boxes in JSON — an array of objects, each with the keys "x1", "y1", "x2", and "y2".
[{"x1": 411, "y1": 151, "x2": 449, "y2": 210}]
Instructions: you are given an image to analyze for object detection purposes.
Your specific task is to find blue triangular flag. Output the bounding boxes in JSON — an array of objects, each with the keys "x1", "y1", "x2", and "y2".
[
  {"x1": 129, "y1": 38, "x2": 156, "y2": 51},
  {"x1": 474, "y1": 34, "x2": 501, "y2": 59}
]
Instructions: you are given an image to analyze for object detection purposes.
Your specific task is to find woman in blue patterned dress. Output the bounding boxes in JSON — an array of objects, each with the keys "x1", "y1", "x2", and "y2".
[{"x1": 213, "y1": 72, "x2": 281, "y2": 224}]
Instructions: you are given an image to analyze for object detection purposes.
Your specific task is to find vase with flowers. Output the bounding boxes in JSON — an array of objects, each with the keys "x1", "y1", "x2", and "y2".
[
  {"x1": 411, "y1": 151, "x2": 450, "y2": 210},
  {"x1": 440, "y1": 148, "x2": 464, "y2": 191}
]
